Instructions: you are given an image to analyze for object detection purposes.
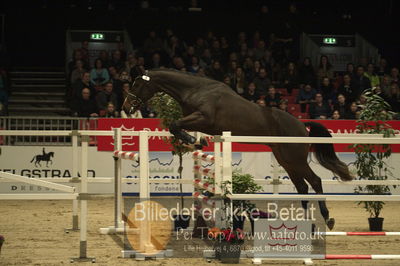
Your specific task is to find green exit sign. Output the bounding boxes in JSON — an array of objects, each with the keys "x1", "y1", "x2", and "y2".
[
  {"x1": 323, "y1": 37, "x2": 336, "y2": 44},
  {"x1": 91, "y1": 33, "x2": 104, "y2": 40}
]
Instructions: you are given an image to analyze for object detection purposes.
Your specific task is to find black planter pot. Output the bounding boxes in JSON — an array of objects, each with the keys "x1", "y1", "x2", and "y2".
[
  {"x1": 368, "y1": 217, "x2": 384, "y2": 231},
  {"x1": 173, "y1": 214, "x2": 191, "y2": 230},
  {"x1": 218, "y1": 242, "x2": 241, "y2": 264},
  {"x1": 233, "y1": 215, "x2": 246, "y2": 230}
]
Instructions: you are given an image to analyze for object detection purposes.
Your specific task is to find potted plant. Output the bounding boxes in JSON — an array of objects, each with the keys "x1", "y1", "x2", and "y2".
[
  {"x1": 230, "y1": 172, "x2": 264, "y2": 231},
  {"x1": 208, "y1": 227, "x2": 245, "y2": 263},
  {"x1": 352, "y1": 88, "x2": 395, "y2": 231},
  {"x1": 149, "y1": 93, "x2": 193, "y2": 230}
]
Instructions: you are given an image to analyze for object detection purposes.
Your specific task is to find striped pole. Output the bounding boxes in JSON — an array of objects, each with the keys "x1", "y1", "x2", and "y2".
[
  {"x1": 113, "y1": 150, "x2": 139, "y2": 161},
  {"x1": 318, "y1": 232, "x2": 400, "y2": 236},
  {"x1": 322, "y1": 254, "x2": 400, "y2": 260},
  {"x1": 192, "y1": 151, "x2": 215, "y2": 163},
  {"x1": 193, "y1": 165, "x2": 215, "y2": 179},
  {"x1": 194, "y1": 179, "x2": 215, "y2": 193},
  {"x1": 192, "y1": 191, "x2": 216, "y2": 207}
]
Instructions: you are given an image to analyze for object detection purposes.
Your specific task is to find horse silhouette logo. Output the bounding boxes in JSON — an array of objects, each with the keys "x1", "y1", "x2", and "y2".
[{"x1": 30, "y1": 148, "x2": 55, "y2": 167}]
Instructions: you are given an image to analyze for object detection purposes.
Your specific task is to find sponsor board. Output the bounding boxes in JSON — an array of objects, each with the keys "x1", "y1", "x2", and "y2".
[
  {"x1": 96, "y1": 119, "x2": 400, "y2": 152},
  {"x1": 0, "y1": 146, "x2": 399, "y2": 195}
]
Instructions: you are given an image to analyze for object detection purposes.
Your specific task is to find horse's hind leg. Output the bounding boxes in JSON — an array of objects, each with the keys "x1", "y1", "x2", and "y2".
[
  {"x1": 272, "y1": 145, "x2": 334, "y2": 229},
  {"x1": 272, "y1": 147, "x2": 310, "y2": 221},
  {"x1": 303, "y1": 167, "x2": 335, "y2": 230}
]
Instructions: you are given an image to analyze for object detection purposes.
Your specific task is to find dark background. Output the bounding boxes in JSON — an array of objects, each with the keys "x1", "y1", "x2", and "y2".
[{"x1": 1, "y1": 0, "x2": 399, "y2": 67}]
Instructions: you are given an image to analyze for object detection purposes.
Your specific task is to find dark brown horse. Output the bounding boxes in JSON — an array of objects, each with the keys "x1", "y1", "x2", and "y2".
[{"x1": 123, "y1": 69, "x2": 353, "y2": 229}]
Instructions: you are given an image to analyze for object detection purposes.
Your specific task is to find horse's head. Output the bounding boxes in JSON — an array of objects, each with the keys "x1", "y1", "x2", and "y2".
[
  {"x1": 122, "y1": 73, "x2": 156, "y2": 115},
  {"x1": 49, "y1": 152, "x2": 54, "y2": 157}
]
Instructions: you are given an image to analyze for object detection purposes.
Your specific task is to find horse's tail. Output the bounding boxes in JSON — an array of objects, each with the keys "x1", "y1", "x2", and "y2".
[
  {"x1": 304, "y1": 121, "x2": 354, "y2": 181},
  {"x1": 30, "y1": 156, "x2": 36, "y2": 163}
]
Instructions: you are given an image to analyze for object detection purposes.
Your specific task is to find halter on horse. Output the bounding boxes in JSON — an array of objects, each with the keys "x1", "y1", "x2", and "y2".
[{"x1": 123, "y1": 69, "x2": 354, "y2": 229}]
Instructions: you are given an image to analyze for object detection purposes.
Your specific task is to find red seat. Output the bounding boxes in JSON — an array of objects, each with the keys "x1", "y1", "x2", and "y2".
[
  {"x1": 292, "y1": 112, "x2": 310, "y2": 119},
  {"x1": 283, "y1": 95, "x2": 296, "y2": 104},
  {"x1": 276, "y1": 88, "x2": 287, "y2": 95},
  {"x1": 288, "y1": 104, "x2": 301, "y2": 113},
  {"x1": 291, "y1": 89, "x2": 300, "y2": 96}
]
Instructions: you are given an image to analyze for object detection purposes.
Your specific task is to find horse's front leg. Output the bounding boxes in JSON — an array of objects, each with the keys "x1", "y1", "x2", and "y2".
[{"x1": 169, "y1": 111, "x2": 211, "y2": 145}]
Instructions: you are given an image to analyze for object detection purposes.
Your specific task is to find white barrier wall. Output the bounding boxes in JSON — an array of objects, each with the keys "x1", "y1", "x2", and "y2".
[{"x1": 0, "y1": 146, "x2": 399, "y2": 195}]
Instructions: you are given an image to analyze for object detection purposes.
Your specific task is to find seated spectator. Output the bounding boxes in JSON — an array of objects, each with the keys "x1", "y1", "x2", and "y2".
[
  {"x1": 143, "y1": 31, "x2": 164, "y2": 57},
  {"x1": 188, "y1": 56, "x2": 201, "y2": 73},
  {"x1": 332, "y1": 94, "x2": 348, "y2": 118},
  {"x1": 281, "y1": 62, "x2": 298, "y2": 94},
  {"x1": 110, "y1": 50, "x2": 125, "y2": 71},
  {"x1": 117, "y1": 42, "x2": 127, "y2": 62},
  {"x1": 199, "y1": 48, "x2": 213, "y2": 68},
  {"x1": 0, "y1": 87, "x2": 8, "y2": 115},
  {"x1": 70, "y1": 72, "x2": 96, "y2": 103},
  {"x1": 364, "y1": 63, "x2": 380, "y2": 88},
  {"x1": 344, "y1": 102, "x2": 360, "y2": 119},
  {"x1": 309, "y1": 93, "x2": 331, "y2": 119},
  {"x1": 337, "y1": 74, "x2": 357, "y2": 103},
  {"x1": 183, "y1": 45, "x2": 196, "y2": 66},
  {"x1": 70, "y1": 60, "x2": 86, "y2": 84},
  {"x1": 298, "y1": 57, "x2": 316, "y2": 88},
  {"x1": 297, "y1": 84, "x2": 316, "y2": 112},
  {"x1": 331, "y1": 110, "x2": 341, "y2": 120},
  {"x1": 318, "y1": 77, "x2": 335, "y2": 104},
  {"x1": 265, "y1": 86, "x2": 281, "y2": 107},
  {"x1": 165, "y1": 35, "x2": 185, "y2": 59},
  {"x1": 130, "y1": 56, "x2": 145, "y2": 79},
  {"x1": 121, "y1": 108, "x2": 143, "y2": 118},
  {"x1": 96, "y1": 82, "x2": 119, "y2": 112},
  {"x1": 231, "y1": 67, "x2": 246, "y2": 95},
  {"x1": 380, "y1": 75, "x2": 391, "y2": 96},
  {"x1": 377, "y1": 58, "x2": 389, "y2": 77},
  {"x1": 97, "y1": 50, "x2": 110, "y2": 69},
  {"x1": 316, "y1": 55, "x2": 334, "y2": 86},
  {"x1": 119, "y1": 70, "x2": 131, "y2": 83},
  {"x1": 351, "y1": 65, "x2": 371, "y2": 99},
  {"x1": 243, "y1": 82, "x2": 260, "y2": 103},
  {"x1": 253, "y1": 67, "x2": 272, "y2": 97},
  {"x1": 256, "y1": 99, "x2": 266, "y2": 107},
  {"x1": 206, "y1": 60, "x2": 225, "y2": 82},
  {"x1": 197, "y1": 67, "x2": 206, "y2": 77},
  {"x1": 90, "y1": 59, "x2": 110, "y2": 87},
  {"x1": 171, "y1": 56, "x2": 186, "y2": 70},
  {"x1": 388, "y1": 82, "x2": 400, "y2": 112},
  {"x1": 388, "y1": 67, "x2": 399, "y2": 85},
  {"x1": 102, "y1": 102, "x2": 119, "y2": 118},
  {"x1": 149, "y1": 52, "x2": 164, "y2": 69},
  {"x1": 226, "y1": 60, "x2": 238, "y2": 78},
  {"x1": 242, "y1": 57, "x2": 255, "y2": 81},
  {"x1": 194, "y1": 37, "x2": 207, "y2": 57},
  {"x1": 345, "y1": 63, "x2": 356, "y2": 78},
  {"x1": 108, "y1": 66, "x2": 122, "y2": 95},
  {"x1": 71, "y1": 88, "x2": 99, "y2": 117},
  {"x1": 68, "y1": 49, "x2": 89, "y2": 76},
  {"x1": 278, "y1": 99, "x2": 289, "y2": 113},
  {"x1": 223, "y1": 75, "x2": 232, "y2": 87},
  {"x1": 80, "y1": 41, "x2": 89, "y2": 63}
]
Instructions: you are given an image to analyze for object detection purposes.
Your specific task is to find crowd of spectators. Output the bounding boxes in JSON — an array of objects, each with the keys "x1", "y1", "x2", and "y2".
[
  {"x1": 67, "y1": 28, "x2": 400, "y2": 120},
  {"x1": 63, "y1": 3, "x2": 400, "y2": 119}
]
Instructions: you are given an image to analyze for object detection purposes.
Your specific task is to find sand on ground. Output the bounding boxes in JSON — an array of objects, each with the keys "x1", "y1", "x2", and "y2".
[{"x1": 0, "y1": 197, "x2": 399, "y2": 266}]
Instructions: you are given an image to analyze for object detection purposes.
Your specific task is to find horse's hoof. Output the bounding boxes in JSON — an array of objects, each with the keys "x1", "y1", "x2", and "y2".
[
  {"x1": 200, "y1": 137, "x2": 208, "y2": 147},
  {"x1": 326, "y1": 218, "x2": 335, "y2": 230}
]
